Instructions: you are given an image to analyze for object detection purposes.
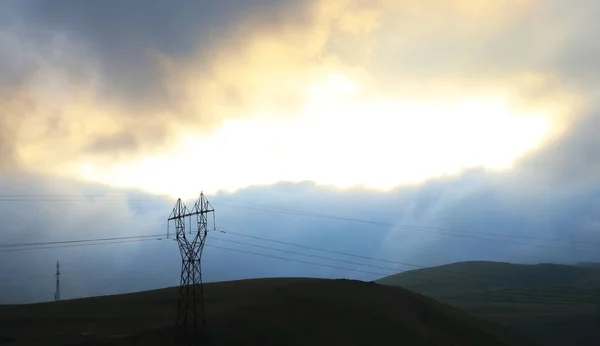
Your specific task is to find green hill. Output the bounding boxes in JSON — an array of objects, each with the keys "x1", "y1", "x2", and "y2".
[
  {"x1": 0, "y1": 277, "x2": 532, "y2": 346},
  {"x1": 576, "y1": 262, "x2": 600, "y2": 269},
  {"x1": 377, "y1": 261, "x2": 600, "y2": 346}
]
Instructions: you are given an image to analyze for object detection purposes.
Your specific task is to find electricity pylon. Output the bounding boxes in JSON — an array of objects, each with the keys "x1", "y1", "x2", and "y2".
[
  {"x1": 168, "y1": 192, "x2": 215, "y2": 345},
  {"x1": 54, "y1": 261, "x2": 60, "y2": 301}
]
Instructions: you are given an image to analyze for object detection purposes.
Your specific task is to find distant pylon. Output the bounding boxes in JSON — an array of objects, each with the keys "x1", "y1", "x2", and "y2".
[
  {"x1": 54, "y1": 261, "x2": 60, "y2": 301},
  {"x1": 168, "y1": 192, "x2": 215, "y2": 345}
]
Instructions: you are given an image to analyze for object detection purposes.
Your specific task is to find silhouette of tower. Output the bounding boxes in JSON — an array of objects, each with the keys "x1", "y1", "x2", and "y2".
[
  {"x1": 168, "y1": 192, "x2": 215, "y2": 345},
  {"x1": 54, "y1": 261, "x2": 60, "y2": 301}
]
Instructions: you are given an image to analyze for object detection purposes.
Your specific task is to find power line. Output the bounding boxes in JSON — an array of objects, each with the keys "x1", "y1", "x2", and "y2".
[
  {"x1": 0, "y1": 230, "x2": 596, "y2": 304},
  {"x1": 205, "y1": 244, "x2": 597, "y2": 304},
  {"x1": 219, "y1": 229, "x2": 600, "y2": 288},
  {"x1": 220, "y1": 229, "x2": 443, "y2": 265},
  {"x1": 0, "y1": 238, "x2": 160, "y2": 252},
  {"x1": 210, "y1": 230, "x2": 599, "y2": 297},
  {"x1": 0, "y1": 234, "x2": 165, "y2": 248},
  {"x1": 0, "y1": 230, "x2": 425, "y2": 283},
  {"x1": 0, "y1": 230, "x2": 591, "y2": 296},
  {"x1": 207, "y1": 195, "x2": 600, "y2": 245},
  {"x1": 212, "y1": 232, "x2": 600, "y2": 302},
  {"x1": 213, "y1": 203, "x2": 597, "y2": 253},
  {"x1": 205, "y1": 243, "x2": 390, "y2": 277},
  {"x1": 0, "y1": 226, "x2": 598, "y2": 295},
  {"x1": 0, "y1": 233, "x2": 484, "y2": 289},
  {"x1": 0, "y1": 190, "x2": 598, "y2": 295},
  {"x1": 0, "y1": 227, "x2": 597, "y2": 292},
  {"x1": 3, "y1": 194, "x2": 600, "y2": 247},
  {"x1": 211, "y1": 235, "x2": 599, "y2": 301},
  {"x1": 211, "y1": 236, "x2": 406, "y2": 273}
]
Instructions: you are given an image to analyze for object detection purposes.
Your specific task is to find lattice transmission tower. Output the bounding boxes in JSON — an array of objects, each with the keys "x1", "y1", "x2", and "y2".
[
  {"x1": 54, "y1": 261, "x2": 60, "y2": 301},
  {"x1": 167, "y1": 192, "x2": 215, "y2": 345}
]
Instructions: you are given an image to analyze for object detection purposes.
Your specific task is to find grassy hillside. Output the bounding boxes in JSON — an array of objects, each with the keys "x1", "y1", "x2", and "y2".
[
  {"x1": 377, "y1": 261, "x2": 600, "y2": 346},
  {"x1": 576, "y1": 262, "x2": 600, "y2": 269},
  {"x1": 0, "y1": 277, "x2": 532, "y2": 346}
]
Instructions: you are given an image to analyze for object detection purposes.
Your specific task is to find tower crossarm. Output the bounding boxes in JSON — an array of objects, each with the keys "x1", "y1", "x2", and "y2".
[{"x1": 167, "y1": 208, "x2": 214, "y2": 221}]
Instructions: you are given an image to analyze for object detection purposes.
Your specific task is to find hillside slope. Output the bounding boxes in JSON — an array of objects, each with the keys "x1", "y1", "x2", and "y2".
[
  {"x1": 0, "y1": 277, "x2": 532, "y2": 346},
  {"x1": 378, "y1": 261, "x2": 600, "y2": 290},
  {"x1": 377, "y1": 261, "x2": 600, "y2": 346}
]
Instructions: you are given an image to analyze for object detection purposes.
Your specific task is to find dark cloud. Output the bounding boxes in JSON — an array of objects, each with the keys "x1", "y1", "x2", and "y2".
[
  {"x1": 19, "y1": 0, "x2": 306, "y2": 112},
  {"x1": 512, "y1": 106, "x2": 600, "y2": 191},
  {"x1": 2, "y1": 0, "x2": 596, "y2": 175},
  {"x1": 0, "y1": 0, "x2": 317, "y2": 172}
]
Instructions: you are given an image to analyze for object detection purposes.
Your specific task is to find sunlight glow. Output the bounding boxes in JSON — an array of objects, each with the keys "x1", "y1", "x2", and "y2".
[{"x1": 75, "y1": 73, "x2": 553, "y2": 199}]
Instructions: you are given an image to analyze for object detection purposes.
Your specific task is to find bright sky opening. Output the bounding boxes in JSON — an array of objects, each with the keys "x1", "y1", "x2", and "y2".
[
  {"x1": 75, "y1": 72, "x2": 554, "y2": 199},
  {"x1": 2, "y1": 0, "x2": 585, "y2": 199}
]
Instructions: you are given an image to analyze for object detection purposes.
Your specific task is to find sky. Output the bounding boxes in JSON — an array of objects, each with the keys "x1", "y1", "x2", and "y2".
[{"x1": 1, "y1": 0, "x2": 600, "y2": 304}]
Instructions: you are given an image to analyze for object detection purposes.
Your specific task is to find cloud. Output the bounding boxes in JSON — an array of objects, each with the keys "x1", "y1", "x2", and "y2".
[
  {"x1": 1, "y1": 0, "x2": 330, "y2": 175},
  {"x1": 0, "y1": 91, "x2": 26, "y2": 172},
  {"x1": 2, "y1": 157, "x2": 600, "y2": 304},
  {"x1": 2, "y1": 99, "x2": 600, "y2": 303},
  {"x1": 1, "y1": 0, "x2": 593, "y2": 192},
  {"x1": 2, "y1": 2, "x2": 600, "y2": 306},
  {"x1": 22, "y1": 0, "x2": 307, "y2": 108},
  {"x1": 513, "y1": 106, "x2": 600, "y2": 190}
]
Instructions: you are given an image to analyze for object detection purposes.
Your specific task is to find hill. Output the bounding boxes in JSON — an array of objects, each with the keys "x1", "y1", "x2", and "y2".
[
  {"x1": 0, "y1": 277, "x2": 532, "y2": 346},
  {"x1": 576, "y1": 262, "x2": 600, "y2": 269},
  {"x1": 377, "y1": 261, "x2": 600, "y2": 346}
]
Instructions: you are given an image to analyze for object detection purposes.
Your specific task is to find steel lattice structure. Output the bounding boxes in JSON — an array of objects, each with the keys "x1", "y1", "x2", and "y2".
[
  {"x1": 54, "y1": 261, "x2": 60, "y2": 301},
  {"x1": 168, "y1": 192, "x2": 215, "y2": 345}
]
